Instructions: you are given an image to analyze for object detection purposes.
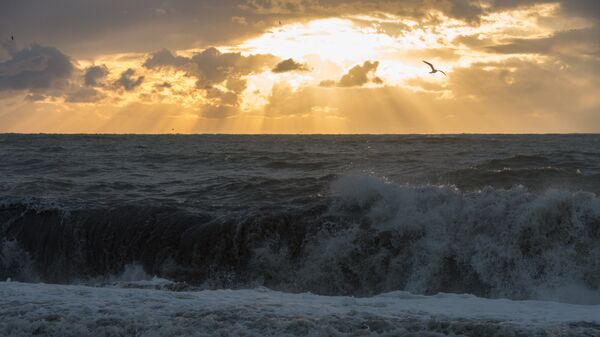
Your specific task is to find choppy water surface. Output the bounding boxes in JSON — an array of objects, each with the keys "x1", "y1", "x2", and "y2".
[{"x1": 1, "y1": 134, "x2": 600, "y2": 302}]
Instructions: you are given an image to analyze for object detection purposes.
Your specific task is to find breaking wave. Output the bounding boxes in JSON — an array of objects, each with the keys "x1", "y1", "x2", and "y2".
[{"x1": 1, "y1": 175, "x2": 600, "y2": 303}]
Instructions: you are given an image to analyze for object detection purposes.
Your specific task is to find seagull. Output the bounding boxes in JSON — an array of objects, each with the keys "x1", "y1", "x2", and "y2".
[{"x1": 423, "y1": 60, "x2": 446, "y2": 76}]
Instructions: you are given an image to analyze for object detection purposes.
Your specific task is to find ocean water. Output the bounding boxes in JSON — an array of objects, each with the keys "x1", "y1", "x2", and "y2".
[{"x1": 1, "y1": 134, "x2": 600, "y2": 336}]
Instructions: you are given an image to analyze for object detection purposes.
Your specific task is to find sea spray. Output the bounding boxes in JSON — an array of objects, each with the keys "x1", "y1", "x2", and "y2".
[{"x1": 2, "y1": 175, "x2": 599, "y2": 303}]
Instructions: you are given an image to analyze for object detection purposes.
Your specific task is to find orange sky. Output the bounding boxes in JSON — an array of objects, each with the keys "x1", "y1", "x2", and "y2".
[{"x1": 0, "y1": 0, "x2": 599, "y2": 133}]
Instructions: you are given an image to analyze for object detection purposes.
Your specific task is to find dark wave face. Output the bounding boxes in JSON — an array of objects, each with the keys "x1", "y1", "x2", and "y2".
[{"x1": 1, "y1": 134, "x2": 600, "y2": 301}]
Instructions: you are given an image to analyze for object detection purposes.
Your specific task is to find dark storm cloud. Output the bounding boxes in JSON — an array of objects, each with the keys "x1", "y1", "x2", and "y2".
[
  {"x1": 114, "y1": 68, "x2": 144, "y2": 91},
  {"x1": 0, "y1": 0, "x2": 264, "y2": 57},
  {"x1": 320, "y1": 60, "x2": 383, "y2": 87},
  {"x1": 0, "y1": 43, "x2": 111, "y2": 103},
  {"x1": 0, "y1": 44, "x2": 74, "y2": 91},
  {"x1": 272, "y1": 59, "x2": 310, "y2": 73},
  {"x1": 84, "y1": 65, "x2": 109, "y2": 86}
]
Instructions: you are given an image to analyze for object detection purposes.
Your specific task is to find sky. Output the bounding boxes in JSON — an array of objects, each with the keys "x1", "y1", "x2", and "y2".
[{"x1": 0, "y1": 0, "x2": 598, "y2": 134}]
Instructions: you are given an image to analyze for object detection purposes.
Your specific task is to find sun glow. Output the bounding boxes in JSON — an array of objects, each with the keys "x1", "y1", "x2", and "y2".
[
  {"x1": 239, "y1": 18, "x2": 394, "y2": 63},
  {"x1": 237, "y1": 7, "x2": 562, "y2": 90},
  {"x1": 2, "y1": 2, "x2": 594, "y2": 134}
]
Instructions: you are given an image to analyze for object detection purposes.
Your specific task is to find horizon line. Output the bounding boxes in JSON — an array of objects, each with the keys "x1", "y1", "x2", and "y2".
[{"x1": 1, "y1": 132, "x2": 599, "y2": 136}]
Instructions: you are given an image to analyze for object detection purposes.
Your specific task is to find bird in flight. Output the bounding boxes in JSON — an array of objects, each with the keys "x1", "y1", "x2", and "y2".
[{"x1": 423, "y1": 60, "x2": 446, "y2": 76}]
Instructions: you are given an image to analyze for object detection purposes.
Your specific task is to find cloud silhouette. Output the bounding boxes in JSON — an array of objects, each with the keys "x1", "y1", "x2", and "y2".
[
  {"x1": 114, "y1": 68, "x2": 144, "y2": 91},
  {"x1": 143, "y1": 49, "x2": 189, "y2": 69},
  {"x1": 272, "y1": 59, "x2": 310, "y2": 73},
  {"x1": 84, "y1": 64, "x2": 109, "y2": 86},
  {"x1": 0, "y1": 44, "x2": 74, "y2": 91},
  {"x1": 144, "y1": 47, "x2": 277, "y2": 87},
  {"x1": 320, "y1": 61, "x2": 383, "y2": 87}
]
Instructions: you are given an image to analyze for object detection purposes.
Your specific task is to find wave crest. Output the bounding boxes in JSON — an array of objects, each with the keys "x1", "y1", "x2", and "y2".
[
  {"x1": 321, "y1": 175, "x2": 600, "y2": 300},
  {"x1": 1, "y1": 175, "x2": 600, "y2": 303}
]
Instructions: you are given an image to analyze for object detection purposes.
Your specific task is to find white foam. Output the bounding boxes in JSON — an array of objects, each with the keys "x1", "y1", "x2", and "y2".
[
  {"x1": 314, "y1": 175, "x2": 600, "y2": 301},
  {"x1": 0, "y1": 281, "x2": 598, "y2": 336}
]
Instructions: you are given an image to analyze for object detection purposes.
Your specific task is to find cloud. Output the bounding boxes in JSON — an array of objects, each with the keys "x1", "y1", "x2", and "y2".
[
  {"x1": 453, "y1": 34, "x2": 495, "y2": 49},
  {"x1": 264, "y1": 84, "x2": 320, "y2": 116},
  {"x1": 1, "y1": 1, "x2": 599, "y2": 132},
  {"x1": 242, "y1": 0, "x2": 485, "y2": 22},
  {"x1": 144, "y1": 47, "x2": 277, "y2": 118},
  {"x1": 2, "y1": 0, "x2": 598, "y2": 59},
  {"x1": 231, "y1": 16, "x2": 248, "y2": 25},
  {"x1": 272, "y1": 58, "x2": 310, "y2": 73},
  {"x1": 145, "y1": 47, "x2": 277, "y2": 86},
  {"x1": 114, "y1": 68, "x2": 144, "y2": 91},
  {"x1": 320, "y1": 61, "x2": 383, "y2": 87},
  {"x1": 260, "y1": 83, "x2": 454, "y2": 132},
  {"x1": 200, "y1": 104, "x2": 238, "y2": 119},
  {"x1": 260, "y1": 63, "x2": 600, "y2": 133},
  {"x1": 559, "y1": 0, "x2": 600, "y2": 20},
  {"x1": 188, "y1": 47, "x2": 278, "y2": 87},
  {"x1": 24, "y1": 93, "x2": 47, "y2": 102},
  {"x1": 400, "y1": 48, "x2": 461, "y2": 62},
  {"x1": 0, "y1": 43, "x2": 110, "y2": 103},
  {"x1": 243, "y1": 0, "x2": 600, "y2": 28},
  {"x1": 489, "y1": 0, "x2": 600, "y2": 21},
  {"x1": 0, "y1": 0, "x2": 268, "y2": 57},
  {"x1": 445, "y1": 57, "x2": 600, "y2": 118},
  {"x1": 338, "y1": 61, "x2": 382, "y2": 87},
  {"x1": 486, "y1": 37, "x2": 554, "y2": 55},
  {"x1": 142, "y1": 49, "x2": 189, "y2": 69},
  {"x1": 319, "y1": 80, "x2": 337, "y2": 87},
  {"x1": 0, "y1": 44, "x2": 74, "y2": 91},
  {"x1": 487, "y1": 27, "x2": 600, "y2": 57},
  {"x1": 154, "y1": 81, "x2": 172, "y2": 90},
  {"x1": 65, "y1": 87, "x2": 105, "y2": 103},
  {"x1": 84, "y1": 64, "x2": 109, "y2": 86}
]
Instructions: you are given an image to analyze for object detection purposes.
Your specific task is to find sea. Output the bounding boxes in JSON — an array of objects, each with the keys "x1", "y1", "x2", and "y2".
[{"x1": 1, "y1": 134, "x2": 600, "y2": 336}]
